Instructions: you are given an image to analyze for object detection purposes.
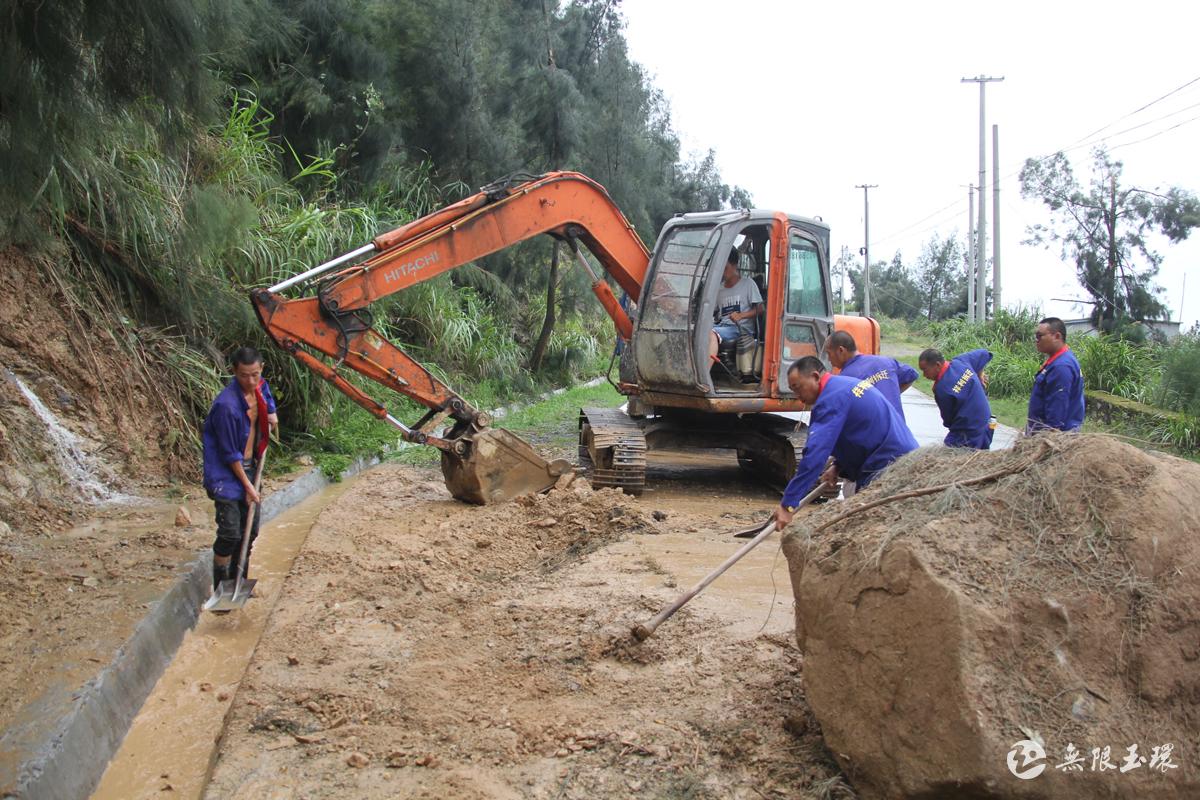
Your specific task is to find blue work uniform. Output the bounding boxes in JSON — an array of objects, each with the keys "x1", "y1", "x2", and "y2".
[
  {"x1": 202, "y1": 379, "x2": 276, "y2": 500},
  {"x1": 1027, "y1": 346, "x2": 1085, "y2": 432},
  {"x1": 781, "y1": 374, "x2": 920, "y2": 508},
  {"x1": 838, "y1": 353, "x2": 919, "y2": 420},
  {"x1": 932, "y1": 349, "x2": 993, "y2": 449}
]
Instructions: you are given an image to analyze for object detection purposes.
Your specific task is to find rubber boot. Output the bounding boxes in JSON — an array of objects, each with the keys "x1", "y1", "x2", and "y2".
[{"x1": 212, "y1": 560, "x2": 230, "y2": 591}]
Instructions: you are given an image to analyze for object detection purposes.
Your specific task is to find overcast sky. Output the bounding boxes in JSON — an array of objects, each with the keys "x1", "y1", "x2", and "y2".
[{"x1": 622, "y1": 0, "x2": 1200, "y2": 328}]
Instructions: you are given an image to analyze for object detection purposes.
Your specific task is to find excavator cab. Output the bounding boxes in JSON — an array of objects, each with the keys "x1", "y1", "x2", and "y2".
[{"x1": 631, "y1": 211, "x2": 836, "y2": 401}]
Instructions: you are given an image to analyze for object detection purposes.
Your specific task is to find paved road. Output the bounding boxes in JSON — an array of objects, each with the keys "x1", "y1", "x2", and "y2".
[{"x1": 901, "y1": 386, "x2": 1018, "y2": 449}]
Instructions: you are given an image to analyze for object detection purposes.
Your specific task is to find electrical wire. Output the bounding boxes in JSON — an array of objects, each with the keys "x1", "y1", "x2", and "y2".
[
  {"x1": 869, "y1": 74, "x2": 1200, "y2": 251},
  {"x1": 757, "y1": 536, "x2": 785, "y2": 635},
  {"x1": 1109, "y1": 112, "x2": 1200, "y2": 153},
  {"x1": 1067, "y1": 74, "x2": 1200, "y2": 148}
]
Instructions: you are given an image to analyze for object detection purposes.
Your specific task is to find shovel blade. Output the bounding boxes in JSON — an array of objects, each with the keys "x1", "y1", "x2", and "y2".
[
  {"x1": 202, "y1": 578, "x2": 258, "y2": 612},
  {"x1": 441, "y1": 428, "x2": 571, "y2": 505}
]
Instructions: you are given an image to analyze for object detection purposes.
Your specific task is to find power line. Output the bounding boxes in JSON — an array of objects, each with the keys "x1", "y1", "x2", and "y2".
[
  {"x1": 1067, "y1": 73, "x2": 1200, "y2": 147},
  {"x1": 873, "y1": 197, "x2": 964, "y2": 246},
  {"x1": 989, "y1": 103, "x2": 1200, "y2": 194},
  {"x1": 866, "y1": 75, "x2": 1200, "y2": 256},
  {"x1": 1109, "y1": 111, "x2": 1200, "y2": 152},
  {"x1": 1056, "y1": 100, "x2": 1200, "y2": 160}
]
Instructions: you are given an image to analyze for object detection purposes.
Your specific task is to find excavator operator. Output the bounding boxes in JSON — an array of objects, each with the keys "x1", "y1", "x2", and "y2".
[{"x1": 708, "y1": 250, "x2": 763, "y2": 382}]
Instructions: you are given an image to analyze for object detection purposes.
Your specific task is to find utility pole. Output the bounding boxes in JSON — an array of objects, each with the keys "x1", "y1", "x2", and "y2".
[
  {"x1": 856, "y1": 184, "x2": 877, "y2": 318},
  {"x1": 992, "y1": 123, "x2": 1001, "y2": 315},
  {"x1": 967, "y1": 185, "x2": 976, "y2": 321},
  {"x1": 839, "y1": 245, "x2": 849, "y2": 314},
  {"x1": 1181, "y1": 273, "x2": 1188, "y2": 324},
  {"x1": 961, "y1": 75, "x2": 1003, "y2": 320}
]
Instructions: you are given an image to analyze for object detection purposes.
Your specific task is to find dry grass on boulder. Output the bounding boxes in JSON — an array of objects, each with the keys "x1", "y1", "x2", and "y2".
[{"x1": 783, "y1": 433, "x2": 1200, "y2": 800}]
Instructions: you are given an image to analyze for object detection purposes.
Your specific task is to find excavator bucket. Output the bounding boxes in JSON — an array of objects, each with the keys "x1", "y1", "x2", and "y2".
[{"x1": 441, "y1": 428, "x2": 572, "y2": 504}]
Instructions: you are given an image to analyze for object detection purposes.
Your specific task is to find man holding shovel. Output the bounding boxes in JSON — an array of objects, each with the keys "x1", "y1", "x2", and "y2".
[
  {"x1": 774, "y1": 356, "x2": 918, "y2": 530},
  {"x1": 201, "y1": 347, "x2": 277, "y2": 592},
  {"x1": 633, "y1": 355, "x2": 919, "y2": 642}
]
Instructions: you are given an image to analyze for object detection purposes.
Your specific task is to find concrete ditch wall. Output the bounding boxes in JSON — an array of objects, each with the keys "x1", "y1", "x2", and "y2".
[{"x1": 8, "y1": 457, "x2": 378, "y2": 800}]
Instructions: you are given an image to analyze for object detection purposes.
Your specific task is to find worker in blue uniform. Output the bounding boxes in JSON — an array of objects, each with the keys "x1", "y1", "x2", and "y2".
[
  {"x1": 774, "y1": 356, "x2": 920, "y2": 530},
  {"x1": 1028, "y1": 316, "x2": 1085, "y2": 433},
  {"x1": 918, "y1": 347, "x2": 994, "y2": 449},
  {"x1": 202, "y1": 347, "x2": 278, "y2": 591},
  {"x1": 824, "y1": 330, "x2": 918, "y2": 420}
]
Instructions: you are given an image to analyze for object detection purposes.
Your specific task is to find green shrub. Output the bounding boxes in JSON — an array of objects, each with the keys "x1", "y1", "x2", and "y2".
[
  {"x1": 1150, "y1": 414, "x2": 1200, "y2": 451},
  {"x1": 876, "y1": 315, "x2": 929, "y2": 343},
  {"x1": 1156, "y1": 332, "x2": 1200, "y2": 416},
  {"x1": 927, "y1": 308, "x2": 1042, "y2": 399},
  {"x1": 979, "y1": 347, "x2": 1041, "y2": 398},
  {"x1": 1072, "y1": 335, "x2": 1160, "y2": 402},
  {"x1": 928, "y1": 307, "x2": 1040, "y2": 355}
]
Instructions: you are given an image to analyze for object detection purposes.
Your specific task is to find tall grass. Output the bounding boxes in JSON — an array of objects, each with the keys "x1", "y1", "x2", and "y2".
[
  {"x1": 1156, "y1": 331, "x2": 1200, "y2": 417},
  {"x1": 34, "y1": 90, "x2": 613, "y2": 476},
  {"x1": 1071, "y1": 335, "x2": 1159, "y2": 402}
]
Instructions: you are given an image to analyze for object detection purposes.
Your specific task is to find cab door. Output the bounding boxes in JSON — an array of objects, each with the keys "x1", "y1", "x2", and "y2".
[
  {"x1": 775, "y1": 230, "x2": 834, "y2": 390},
  {"x1": 633, "y1": 225, "x2": 720, "y2": 392}
]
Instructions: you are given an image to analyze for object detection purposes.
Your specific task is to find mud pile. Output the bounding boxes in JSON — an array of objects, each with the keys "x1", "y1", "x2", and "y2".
[
  {"x1": 782, "y1": 434, "x2": 1200, "y2": 799},
  {"x1": 302, "y1": 469, "x2": 660, "y2": 594},
  {"x1": 206, "y1": 465, "x2": 850, "y2": 799}
]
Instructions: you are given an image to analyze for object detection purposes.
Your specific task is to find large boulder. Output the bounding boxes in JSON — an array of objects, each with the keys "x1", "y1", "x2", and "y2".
[{"x1": 783, "y1": 435, "x2": 1200, "y2": 799}]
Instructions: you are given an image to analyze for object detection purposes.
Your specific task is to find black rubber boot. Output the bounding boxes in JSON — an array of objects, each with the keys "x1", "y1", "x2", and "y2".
[
  {"x1": 212, "y1": 561, "x2": 230, "y2": 591},
  {"x1": 230, "y1": 549, "x2": 250, "y2": 583}
]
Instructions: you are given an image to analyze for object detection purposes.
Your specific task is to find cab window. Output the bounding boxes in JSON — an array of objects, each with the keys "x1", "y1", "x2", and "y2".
[
  {"x1": 641, "y1": 226, "x2": 718, "y2": 331},
  {"x1": 786, "y1": 236, "x2": 828, "y2": 317}
]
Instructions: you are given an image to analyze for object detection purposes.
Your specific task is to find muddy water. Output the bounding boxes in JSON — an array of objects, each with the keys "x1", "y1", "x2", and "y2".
[
  {"x1": 630, "y1": 529, "x2": 796, "y2": 638},
  {"x1": 631, "y1": 450, "x2": 799, "y2": 639},
  {"x1": 90, "y1": 479, "x2": 356, "y2": 800},
  {"x1": 0, "y1": 500, "x2": 209, "y2": 791}
]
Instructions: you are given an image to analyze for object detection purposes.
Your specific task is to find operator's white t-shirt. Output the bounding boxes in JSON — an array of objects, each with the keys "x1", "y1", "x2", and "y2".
[{"x1": 715, "y1": 276, "x2": 762, "y2": 334}]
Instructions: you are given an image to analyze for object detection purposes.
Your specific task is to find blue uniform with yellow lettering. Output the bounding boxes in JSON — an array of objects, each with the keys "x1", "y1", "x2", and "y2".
[
  {"x1": 1027, "y1": 346, "x2": 1085, "y2": 433},
  {"x1": 781, "y1": 374, "x2": 919, "y2": 507},
  {"x1": 932, "y1": 348, "x2": 993, "y2": 449},
  {"x1": 838, "y1": 353, "x2": 919, "y2": 420}
]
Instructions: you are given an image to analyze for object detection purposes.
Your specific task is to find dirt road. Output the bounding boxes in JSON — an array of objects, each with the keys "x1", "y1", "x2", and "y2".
[{"x1": 202, "y1": 455, "x2": 850, "y2": 799}]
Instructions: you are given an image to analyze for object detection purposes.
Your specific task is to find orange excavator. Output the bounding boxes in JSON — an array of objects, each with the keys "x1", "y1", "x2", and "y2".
[{"x1": 252, "y1": 171, "x2": 879, "y2": 504}]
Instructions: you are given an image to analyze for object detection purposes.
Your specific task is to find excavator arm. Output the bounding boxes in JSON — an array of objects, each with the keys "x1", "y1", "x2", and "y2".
[{"x1": 252, "y1": 172, "x2": 651, "y2": 504}]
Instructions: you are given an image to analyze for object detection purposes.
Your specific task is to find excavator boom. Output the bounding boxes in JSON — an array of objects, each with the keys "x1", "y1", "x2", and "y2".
[{"x1": 253, "y1": 172, "x2": 650, "y2": 504}]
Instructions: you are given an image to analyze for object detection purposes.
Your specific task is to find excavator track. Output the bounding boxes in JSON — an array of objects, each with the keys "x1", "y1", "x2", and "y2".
[
  {"x1": 737, "y1": 422, "x2": 840, "y2": 499},
  {"x1": 736, "y1": 424, "x2": 806, "y2": 492},
  {"x1": 578, "y1": 407, "x2": 647, "y2": 495}
]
